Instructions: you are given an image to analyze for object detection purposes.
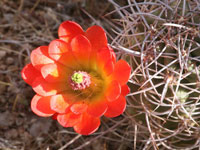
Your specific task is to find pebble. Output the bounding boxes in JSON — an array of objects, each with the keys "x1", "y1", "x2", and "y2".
[
  {"x1": 0, "y1": 111, "x2": 15, "y2": 129},
  {"x1": 0, "y1": 64, "x2": 6, "y2": 70},
  {"x1": 6, "y1": 57, "x2": 14, "y2": 65},
  {"x1": 5, "y1": 129, "x2": 18, "y2": 139},
  {"x1": 29, "y1": 118, "x2": 52, "y2": 137},
  {"x1": 0, "y1": 51, "x2": 6, "y2": 60}
]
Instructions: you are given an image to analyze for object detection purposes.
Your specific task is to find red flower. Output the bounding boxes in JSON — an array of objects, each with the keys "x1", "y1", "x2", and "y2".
[{"x1": 21, "y1": 21, "x2": 131, "y2": 135}]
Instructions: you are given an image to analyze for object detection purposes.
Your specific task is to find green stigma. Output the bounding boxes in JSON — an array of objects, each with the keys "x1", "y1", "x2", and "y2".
[{"x1": 71, "y1": 73, "x2": 83, "y2": 84}]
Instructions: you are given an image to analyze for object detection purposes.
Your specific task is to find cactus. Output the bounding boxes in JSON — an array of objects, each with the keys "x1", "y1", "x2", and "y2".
[{"x1": 108, "y1": 0, "x2": 200, "y2": 149}]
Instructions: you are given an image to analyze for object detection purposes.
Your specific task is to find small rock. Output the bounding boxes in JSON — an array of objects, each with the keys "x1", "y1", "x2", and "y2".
[
  {"x1": 5, "y1": 129, "x2": 18, "y2": 139},
  {"x1": 8, "y1": 85, "x2": 20, "y2": 94},
  {"x1": 22, "y1": 131, "x2": 32, "y2": 141},
  {"x1": 0, "y1": 64, "x2": 6, "y2": 70},
  {"x1": 0, "y1": 51, "x2": 6, "y2": 60},
  {"x1": 6, "y1": 57, "x2": 14, "y2": 65},
  {"x1": 29, "y1": 118, "x2": 52, "y2": 137},
  {"x1": 16, "y1": 117, "x2": 24, "y2": 126},
  {"x1": 0, "y1": 111, "x2": 15, "y2": 129},
  {"x1": 91, "y1": 140, "x2": 105, "y2": 150},
  {"x1": 18, "y1": 127, "x2": 32, "y2": 141}
]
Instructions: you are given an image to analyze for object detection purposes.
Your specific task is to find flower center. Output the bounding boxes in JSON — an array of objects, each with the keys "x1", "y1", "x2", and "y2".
[
  {"x1": 71, "y1": 73, "x2": 83, "y2": 84},
  {"x1": 69, "y1": 71, "x2": 91, "y2": 90}
]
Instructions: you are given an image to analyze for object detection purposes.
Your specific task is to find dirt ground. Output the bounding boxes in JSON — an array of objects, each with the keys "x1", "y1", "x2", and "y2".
[{"x1": 0, "y1": 0, "x2": 134, "y2": 150}]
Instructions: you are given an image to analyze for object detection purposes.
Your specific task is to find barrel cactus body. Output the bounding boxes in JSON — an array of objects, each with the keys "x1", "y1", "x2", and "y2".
[{"x1": 108, "y1": 0, "x2": 200, "y2": 149}]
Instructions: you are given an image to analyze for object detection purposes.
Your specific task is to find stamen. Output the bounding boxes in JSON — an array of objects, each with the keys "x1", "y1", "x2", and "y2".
[
  {"x1": 71, "y1": 73, "x2": 83, "y2": 84},
  {"x1": 69, "y1": 71, "x2": 91, "y2": 90}
]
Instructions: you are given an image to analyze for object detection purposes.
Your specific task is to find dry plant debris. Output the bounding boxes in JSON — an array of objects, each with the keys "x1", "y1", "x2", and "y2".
[{"x1": 0, "y1": 0, "x2": 200, "y2": 150}]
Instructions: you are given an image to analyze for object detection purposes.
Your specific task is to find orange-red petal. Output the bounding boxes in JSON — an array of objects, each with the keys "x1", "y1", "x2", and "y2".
[
  {"x1": 70, "y1": 101, "x2": 88, "y2": 115},
  {"x1": 52, "y1": 113, "x2": 58, "y2": 120},
  {"x1": 104, "y1": 95, "x2": 126, "y2": 118},
  {"x1": 57, "y1": 111, "x2": 81, "y2": 127},
  {"x1": 21, "y1": 63, "x2": 41, "y2": 86},
  {"x1": 71, "y1": 35, "x2": 91, "y2": 64},
  {"x1": 32, "y1": 76, "x2": 68, "y2": 96},
  {"x1": 50, "y1": 94, "x2": 70, "y2": 113},
  {"x1": 104, "y1": 60, "x2": 114, "y2": 75},
  {"x1": 109, "y1": 46, "x2": 116, "y2": 64},
  {"x1": 96, "y1": 46, "x2": 115, "y2": 75},
  {"x1": 112, "y1": 60, "x2": 131, "y2": 85},
  {"x1": 121, "y1": 84, "x2": 130, "y2": 96},
  {"x1": 97, "y1": 46, "x2": 112, "y2": 63},
  {"x1": 41, "y1": 63, "x2": 70, "y2": 83},
  {"x1": 58, "y1": 21, "x2": 84, "y2": 43},
  {"x1": 48, "y1": 39, "x2": 71, "y2": 61},
  {"x1": 48, "y1": 39, "x2": 79, "y2": 68},
  {"x1": 31, "y1": 94, "x2": 55, "y2": 117},
  {"x1": 74, "y1": 113, "x2": 100, "y2": 135},
  {"x1": 106, "y1": 80, "x2": 121, "y2": 102},
  {"x1": 97, "y1": 46, "x2": 116, "y2": 64},
  {"x1": 87, "y1": 98, "x2": 107, "y2": 117},
  {"x1": 31, "y1": 46, "x2": 54, "y2": 70},
  {"x1": 85, "y1": 25, "x2": 107, "y2": 52}
]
